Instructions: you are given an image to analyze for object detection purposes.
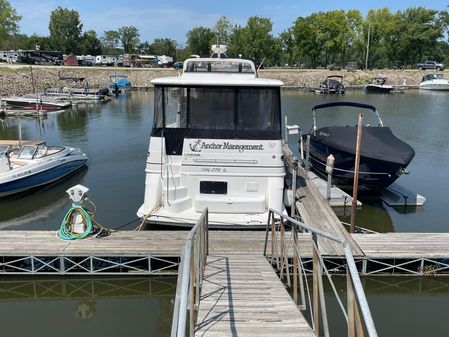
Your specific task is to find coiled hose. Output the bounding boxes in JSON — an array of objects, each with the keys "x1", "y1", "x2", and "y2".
[{"x1": 57, "y1": 205, "x2": 93, "y2": 240}]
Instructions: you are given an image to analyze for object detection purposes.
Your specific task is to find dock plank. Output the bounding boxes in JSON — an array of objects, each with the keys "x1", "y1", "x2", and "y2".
[
  {"x1": 195, "y1": 254, "x2": 315, "y2": 337},
  {"x1": 282, "y1": 144, "x2": 363, "y2": 257}
]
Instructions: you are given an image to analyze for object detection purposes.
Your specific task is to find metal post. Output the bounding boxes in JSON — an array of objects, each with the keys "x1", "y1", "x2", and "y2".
[
  {"x1": 305, "y1": 135, "x2": 311, "y2": 176},
  {"x1": 271, "y1": 213, "x2": 275, "y2": 264},
  {"x1": 326, "y1": 154, "x2": 334, "y2": 201},
  {"x1": 312, "y1": 234, "x2": 320, "y2": 336},
  {"x1": 293, "y1": 229, "x2": 298, "y2": 305},
  {"x1": 350, "y1": 113, "x2": 363, "y2": 233},
  {"x1": 299, "y1": 130, "x2": 304, "y2": 160},
  {"x1": 291, "y1": 158, "x2": 297, "y2": 217}
]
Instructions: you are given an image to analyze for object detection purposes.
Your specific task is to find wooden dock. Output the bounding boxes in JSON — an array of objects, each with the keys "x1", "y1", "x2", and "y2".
[
  {"x1": 283, "y1": 144, "x2": 363, "y2": 257},
  {"x1": 195, "y1": 254, "x2": 315, "y2": 337}
]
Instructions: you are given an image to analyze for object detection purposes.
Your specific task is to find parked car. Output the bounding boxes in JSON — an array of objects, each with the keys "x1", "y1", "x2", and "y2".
[
  {"x1": 173, "y1": 62, "x2": 183, "y2": 70},
  {"x1": 416, "y1": 60, "x2": 445, "y2": 71}
]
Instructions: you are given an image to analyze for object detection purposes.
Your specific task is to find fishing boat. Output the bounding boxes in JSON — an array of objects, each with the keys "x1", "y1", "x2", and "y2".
[
  {"x1": 0, "y1": 140, "x2": 88, "y2": 197},
  {"x1": 137, "y1": 48, "x2": 285, "y2": 227},
  {"x1": 1, "y1": 95, "x2": 71, "y2": 111},
  {"x1": 305, "y1": 101, "x2": 415, "y2": 192},
  {"x1": 44, "y1": 75, "x2": 109, "y2": 101},
  {"x1": 108, "y1": 73, "x2": 131, "y2": 94},
  {"x1": 418, "y1": 73, "x2": 449, "y2": 91},
  {"x1": 364, "y1": 77, "x2": 393, "y2": 93},
  {"x1": 317, "y1": 75, "x2": 346, "y2": 94}
]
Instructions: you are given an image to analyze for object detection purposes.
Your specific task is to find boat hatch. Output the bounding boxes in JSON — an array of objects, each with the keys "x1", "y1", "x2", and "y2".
[{"x1": 152, "y1": 86, "x2": 281, "y2": 154}]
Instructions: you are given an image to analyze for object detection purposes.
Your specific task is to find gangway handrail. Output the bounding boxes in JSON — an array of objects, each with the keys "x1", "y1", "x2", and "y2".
[
  {"x1": 171, "y1": 208, "x2": 209, "y2": 337},
  {"x1": 264, "y1": 208, "x2": 378, "y2": 337}
]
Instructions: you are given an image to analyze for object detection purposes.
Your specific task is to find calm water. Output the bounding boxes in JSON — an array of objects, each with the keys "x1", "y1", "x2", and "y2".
[{"x1": 0, "y1": 90, "x2": 448, "y2": 336}]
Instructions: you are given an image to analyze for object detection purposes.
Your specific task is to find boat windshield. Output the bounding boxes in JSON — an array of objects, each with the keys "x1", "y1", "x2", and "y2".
[
  {"x1": 17, "y1": 145, "x2": 37, "y2": 159},
  {"x1": 423, "y1": 74, "x2": 443, "y2": 81},
  {"x1": 154, "y1": 86, "x2": 281, "y2": 131},
  {"x1": 185, "y1": 60, "x2": 254, "y2": 74}
]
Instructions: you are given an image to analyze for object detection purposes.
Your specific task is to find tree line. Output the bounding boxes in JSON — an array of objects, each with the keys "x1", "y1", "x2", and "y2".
[{"x1": 0, "y1": 0, "x2": 448, "y2": 68}]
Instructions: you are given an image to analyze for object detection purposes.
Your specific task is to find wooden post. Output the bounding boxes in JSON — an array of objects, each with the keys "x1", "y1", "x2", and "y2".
[
  {"x1": 347, "y1": 267, "x2": 356, "y2": 337},
  {"x1": 350, "y1": 113, "x2": 363, "y2": 234},
  {"x1": 280, "y1": 218, "x2": 286, "y2": 280}
]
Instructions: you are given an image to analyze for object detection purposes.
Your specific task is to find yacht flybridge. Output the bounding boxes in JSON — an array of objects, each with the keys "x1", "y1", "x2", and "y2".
[{"x1": 137, "y1": 54, "x2": 285, "y2": 227}]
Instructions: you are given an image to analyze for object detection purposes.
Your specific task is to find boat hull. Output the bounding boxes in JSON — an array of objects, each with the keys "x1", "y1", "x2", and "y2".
[
  {"x1": 3, "y1": 99, "x2": 70, "y2": 111},
  {"x1": 419, "y1": 84, "x2": 449, "y2": 91},
  {"x1": 307, "y1": 126, "x2": 415, "y2": 192},
  {"x1": 364, "y1": 85, "x2": 392, "y2": 93},
  {"x1": 0, "y1": 158, "x2": 87, "y2": 197}
]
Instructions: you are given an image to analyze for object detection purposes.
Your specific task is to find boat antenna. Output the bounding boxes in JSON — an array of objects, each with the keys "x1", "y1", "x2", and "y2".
[{"x1": 257, "y1": 57, "x2": 265, "y2": 72}]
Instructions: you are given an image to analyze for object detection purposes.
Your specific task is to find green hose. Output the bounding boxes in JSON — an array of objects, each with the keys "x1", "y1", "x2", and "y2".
[{"x1": 58, "y1": 204, "x2": 93, "y2": 240}]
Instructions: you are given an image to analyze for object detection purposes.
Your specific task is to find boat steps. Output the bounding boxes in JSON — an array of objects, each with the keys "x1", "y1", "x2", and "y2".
[
  {"x1": 164, "y1": 185, "x2": 188, "y2": 200},
  {"x1": 166, "y1": 196, "x2": 192, "y2": 212}
]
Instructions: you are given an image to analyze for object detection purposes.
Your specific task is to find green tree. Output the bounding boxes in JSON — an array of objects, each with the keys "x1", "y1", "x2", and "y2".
[
  {"x1": 0, "y1": 0, "x2": 21, "y2": 49},
  {"x1": 279, "y1": 29, "x2": 296, "y2": 66},
  {"x1": 118, "y1": 26, "x2": 140, "y2": 53},
  {"x1": 293, "y1": 15, "x2": 323, "y2": 68},
  {"x1": 395, "y1": 7, "x2": 445, "y2": 66},
  {"x1": 80, "y1": 30, "x2": 102, "y2": 55},
  {"x1": 228, "y1": 17, "x2": 275, "y2": 64},
  {"x1": 186, "y1": 26, "x2": 215, "y2": 55},
  {"x1": 15, "y1": 34, "x2": 53, "y2": 50},
  {"x1": 150, "y1": 38, "x2": 177, "y2": 56},
  {"x1": 48, "y1": 7, "x2": 83, "y2": 53},
  {"x1": 101, "y1": 30, "x2": 120, "y2": 54}
]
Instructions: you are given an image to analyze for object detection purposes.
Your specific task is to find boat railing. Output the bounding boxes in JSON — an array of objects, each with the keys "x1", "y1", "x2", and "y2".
[
  {"x1": 170, "y1": 208, "x2": 209, "y2": 337},
  {"x1": 264, "y1": 208, "x2": 378, "y2": 337},
  {"x1": 312, "y1": 101, "x2": 384, "y2": 132}
]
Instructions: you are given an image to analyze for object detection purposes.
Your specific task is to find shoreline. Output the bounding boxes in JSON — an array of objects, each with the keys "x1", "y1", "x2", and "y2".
[{"x1": 0, "y1": 64, "x2": 442, "y2": 97}]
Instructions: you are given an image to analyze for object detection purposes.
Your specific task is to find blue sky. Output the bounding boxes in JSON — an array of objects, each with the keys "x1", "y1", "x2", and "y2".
[{"x1": 11, "y1": 0, "x2": 449, "y2": 44}]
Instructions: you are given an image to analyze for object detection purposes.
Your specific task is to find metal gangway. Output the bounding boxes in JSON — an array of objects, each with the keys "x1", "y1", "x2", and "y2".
[{"x1": 170, "y1": 208, "x2": 378, "y2": 337}]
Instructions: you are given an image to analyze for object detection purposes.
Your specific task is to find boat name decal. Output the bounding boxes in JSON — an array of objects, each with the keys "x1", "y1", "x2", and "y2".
[
  {"x1": 12, "y1": 170, "x2": 32, "y2": 179},
  {"x1": 189, "y1": 140, "x2": 264, "y2": 153}
]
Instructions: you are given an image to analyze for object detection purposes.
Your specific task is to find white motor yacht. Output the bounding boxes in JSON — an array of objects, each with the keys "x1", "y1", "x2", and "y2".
[
  {"x1": 419, "y1": 74, "x2": 449, "y2": 91},
  {"x1": 137, "y1": 50, "x2": 286, "y2": 227}
]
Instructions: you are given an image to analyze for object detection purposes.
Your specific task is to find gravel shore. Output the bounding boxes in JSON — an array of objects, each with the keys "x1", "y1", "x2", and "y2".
[{"x1": 0, "y1": 64, "x2": 441, "y2": 97}]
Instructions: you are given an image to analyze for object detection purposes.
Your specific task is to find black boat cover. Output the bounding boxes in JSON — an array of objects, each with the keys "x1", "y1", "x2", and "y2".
[{"x1": 313, "y1": 126, "x2": 415, "y2": 165}]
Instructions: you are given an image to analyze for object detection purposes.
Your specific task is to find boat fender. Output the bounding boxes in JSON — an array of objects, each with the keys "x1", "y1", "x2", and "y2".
[{"x1": 326, "y1": 154, "x2": 335, "y2": 174}]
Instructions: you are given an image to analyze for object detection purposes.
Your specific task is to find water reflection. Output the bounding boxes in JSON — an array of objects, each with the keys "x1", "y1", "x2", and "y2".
[
  {"x1": 323, "y1": 276, "x2": 449, "y2": 337},
  {"x1": 0, "y1": 167, "x2": 88, "y2": 230},
  {"x1": 0, "y1": 276, "x2": 176, "y2": 337}
]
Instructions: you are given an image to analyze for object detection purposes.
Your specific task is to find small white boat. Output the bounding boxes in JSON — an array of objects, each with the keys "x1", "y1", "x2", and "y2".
[
  {"x1": 419, "y1": 74, "x2": 449, "y2": 91},
  {"x1": 2, "y1": 95, "x2": 71, "y2": 111},
  {"x1": 0, "y1": 140, "x2": 88, "y2": 197}
]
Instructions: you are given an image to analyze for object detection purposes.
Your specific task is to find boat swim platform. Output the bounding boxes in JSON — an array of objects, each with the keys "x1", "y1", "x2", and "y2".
[{"x1": 1, "y1": 230, "x2": 449, "y2": 276}]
